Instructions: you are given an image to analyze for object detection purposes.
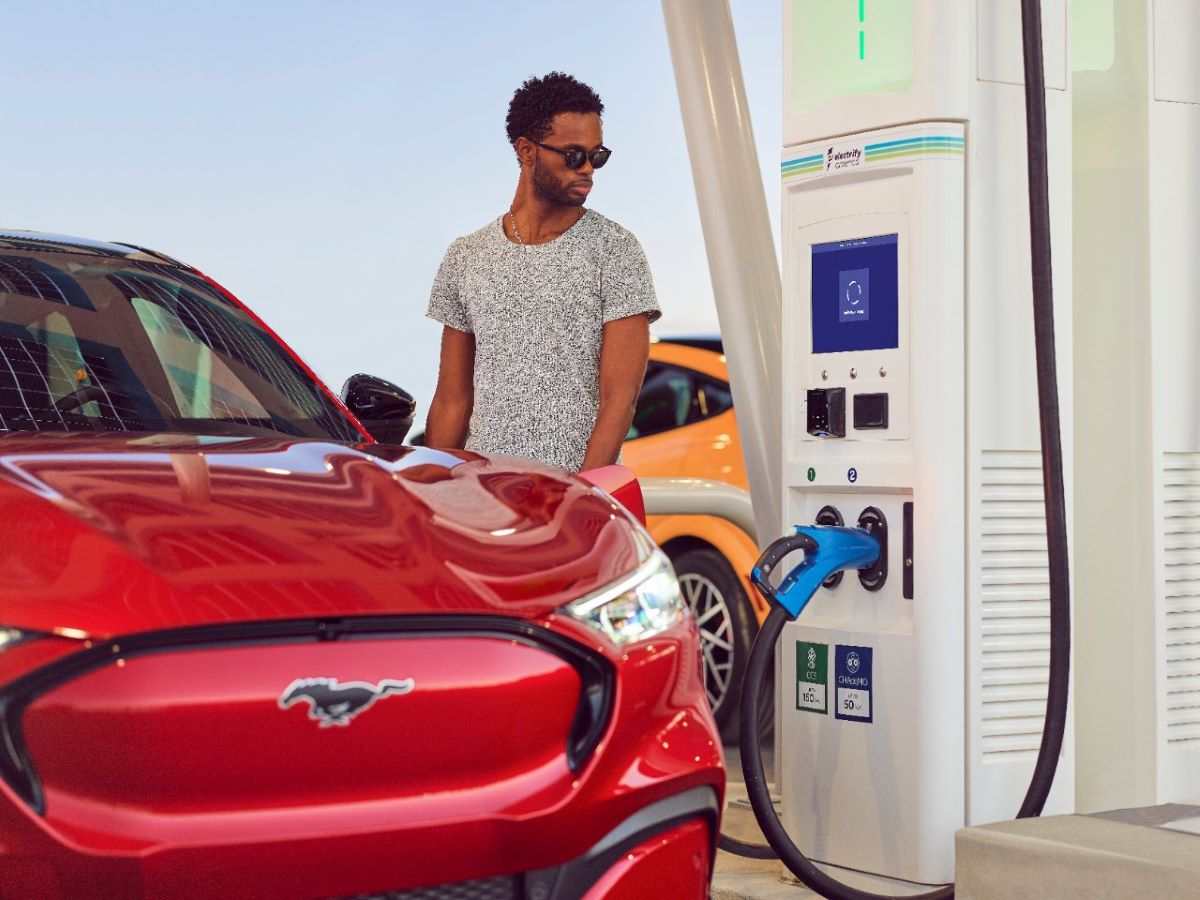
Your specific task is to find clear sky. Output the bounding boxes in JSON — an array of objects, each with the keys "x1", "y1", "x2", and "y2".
[{"x1": 3, "y1": 1, "x2": 782, "y2": 419}]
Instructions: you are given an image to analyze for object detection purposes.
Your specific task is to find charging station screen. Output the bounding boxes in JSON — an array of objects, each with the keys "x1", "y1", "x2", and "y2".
[{"x1": 811, "y1": 233, "x2": 899, "y2": 354}]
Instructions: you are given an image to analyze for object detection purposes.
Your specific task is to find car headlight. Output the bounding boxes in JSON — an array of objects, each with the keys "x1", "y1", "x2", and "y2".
[{"x1": 563, "y1": 550, "x2": 687, "y2": 645}]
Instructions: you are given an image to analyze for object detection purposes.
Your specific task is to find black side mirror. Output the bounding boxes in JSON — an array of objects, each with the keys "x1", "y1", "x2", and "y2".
[{"x1": 340, "y1": 374, "x2": 416, "y2": 445}]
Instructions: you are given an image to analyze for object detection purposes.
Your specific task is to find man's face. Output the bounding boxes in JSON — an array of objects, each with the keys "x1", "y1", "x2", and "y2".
[{"x1": 529, "y1": 112, "x2": 604, "y2": 208}]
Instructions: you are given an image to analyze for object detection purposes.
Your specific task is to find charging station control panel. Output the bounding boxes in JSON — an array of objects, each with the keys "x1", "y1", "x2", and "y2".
[
  {"x1": 795, "y1": 216, "x2": 910, "y2": 448},
  {"x1": 806, "y1": 233, "x2": 903, "y2": 440}
]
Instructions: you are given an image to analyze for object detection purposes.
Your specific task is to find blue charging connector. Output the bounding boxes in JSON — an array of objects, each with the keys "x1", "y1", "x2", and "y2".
[{"x1": 751, "y1": 526, "x2": 881, "y2": 618}]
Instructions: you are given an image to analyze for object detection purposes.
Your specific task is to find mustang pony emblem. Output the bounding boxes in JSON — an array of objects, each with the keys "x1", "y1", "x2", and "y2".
[{"x1": 278, "y1": 677, "x2": 415, "y2": 727}]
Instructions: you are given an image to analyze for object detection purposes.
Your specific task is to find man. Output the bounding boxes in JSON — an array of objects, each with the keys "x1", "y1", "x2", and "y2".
[{"x1": 424, "y1": 72, "x2": 659, "y2": 472}]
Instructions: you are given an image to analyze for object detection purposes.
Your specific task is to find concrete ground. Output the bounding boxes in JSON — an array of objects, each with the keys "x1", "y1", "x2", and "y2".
[{"x1": 712, "y1": 742, "x2": 819, "y2": 900}]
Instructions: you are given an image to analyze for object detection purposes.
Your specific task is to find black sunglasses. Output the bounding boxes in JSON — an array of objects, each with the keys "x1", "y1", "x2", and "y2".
[{"x1": 533, "y1": 141, "x2": 612, "y2": 170}]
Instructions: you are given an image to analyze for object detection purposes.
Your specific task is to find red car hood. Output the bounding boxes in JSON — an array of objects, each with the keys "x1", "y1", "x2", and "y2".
[{"x1": 0, "y1": 434, "x2": 643, "y2": 639}]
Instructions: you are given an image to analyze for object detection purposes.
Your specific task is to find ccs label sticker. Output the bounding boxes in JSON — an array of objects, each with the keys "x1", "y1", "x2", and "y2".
[{"x1": 796, "y1": 641, "x2": 828, "y2": 714}]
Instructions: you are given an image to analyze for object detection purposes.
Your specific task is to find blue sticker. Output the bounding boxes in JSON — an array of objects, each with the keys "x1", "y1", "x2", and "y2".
[
  {"x1": 847, "y1": 467, "x2": 858, "y2": 484},
  {"x1": 834, "y1": 645, "x2": 873, "y2": 723}
]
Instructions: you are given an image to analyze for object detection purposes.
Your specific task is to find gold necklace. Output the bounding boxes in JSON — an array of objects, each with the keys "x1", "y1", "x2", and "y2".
[
  {"x1": 508, "y1": 207, "x2": 584, "y2": 247},
  {"x1": 508, "y1": 210, "x2": 525, "y2": 246}
]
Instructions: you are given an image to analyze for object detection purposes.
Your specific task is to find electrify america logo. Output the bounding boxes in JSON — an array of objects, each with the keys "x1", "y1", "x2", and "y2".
[{"x1": 825, "y1": 146, "x2": 863, "y2": 172}]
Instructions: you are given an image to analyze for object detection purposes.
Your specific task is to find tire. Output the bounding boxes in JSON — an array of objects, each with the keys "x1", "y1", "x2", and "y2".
[{"x1": 671, "y1": 547, "x2": 772, "y2": 744}]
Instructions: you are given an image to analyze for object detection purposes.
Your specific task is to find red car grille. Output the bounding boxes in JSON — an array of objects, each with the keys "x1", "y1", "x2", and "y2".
[
  {"x1": 337, "y1": 876, "x2": 517, "y2": 900},
  {"x1": 0, "y1": 616, "x2": 613, "y2": 819}
]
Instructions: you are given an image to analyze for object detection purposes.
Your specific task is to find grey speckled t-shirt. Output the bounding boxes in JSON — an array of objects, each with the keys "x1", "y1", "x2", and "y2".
[{"x1": 426, "y1": 209, "x2": 660, "y2": 472}]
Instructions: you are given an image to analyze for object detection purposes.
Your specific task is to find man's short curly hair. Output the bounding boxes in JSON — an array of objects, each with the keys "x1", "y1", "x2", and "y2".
[{"x1": 506, "y1": 72, "x2": 604, "y2": 147}]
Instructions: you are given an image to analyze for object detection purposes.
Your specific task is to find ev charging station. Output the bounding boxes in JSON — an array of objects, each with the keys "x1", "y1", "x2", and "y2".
[
  {"x1": 777, "y1": 1, "x2": 1074, "y2": 888},
  {"x1": 667, "y1": 0, "x2": 1200, "y2": 894}
]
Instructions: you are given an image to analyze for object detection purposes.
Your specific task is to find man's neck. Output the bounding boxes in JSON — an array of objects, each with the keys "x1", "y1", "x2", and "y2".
[{"x1": 507, "y1": 186, "x2": 584, "y2": 245}]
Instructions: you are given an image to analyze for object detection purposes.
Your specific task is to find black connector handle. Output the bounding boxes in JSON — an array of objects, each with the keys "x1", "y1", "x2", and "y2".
[{"x1": 751, "y1": 532, "x2": 817, "y2": 604}]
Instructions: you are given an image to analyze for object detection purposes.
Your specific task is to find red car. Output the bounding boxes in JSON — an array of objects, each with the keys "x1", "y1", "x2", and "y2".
[{"x1": 0, "y1": 231, "x2": 723, "y2": 899}]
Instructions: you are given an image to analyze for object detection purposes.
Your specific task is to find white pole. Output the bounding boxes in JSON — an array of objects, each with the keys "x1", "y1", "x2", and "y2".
[{"x1": 661, "y1": 0, "x2": 783, "y2": 545}]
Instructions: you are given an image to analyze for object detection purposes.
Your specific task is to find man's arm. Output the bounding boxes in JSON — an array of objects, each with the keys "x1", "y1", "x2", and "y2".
[
  {"x1": 580, "y1": 314, "x2": 650, "y2": 472},
  {"x1": 425, "y1": 325, "x2": 475, "y2": 449}
]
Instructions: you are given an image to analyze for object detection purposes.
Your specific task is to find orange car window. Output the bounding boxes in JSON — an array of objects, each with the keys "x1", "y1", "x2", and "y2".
[{"x1": 630, "y1": 364, "x2": 692, "y2": 439}]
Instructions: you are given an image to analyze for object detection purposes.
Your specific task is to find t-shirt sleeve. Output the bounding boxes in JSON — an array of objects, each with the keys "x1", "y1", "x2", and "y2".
[
  {"x1": 601, "y1": 227, "x2": 661, "y2": 325},
  {"x1": 425, "y1": 237, "x2": 473, "y2": 333}
]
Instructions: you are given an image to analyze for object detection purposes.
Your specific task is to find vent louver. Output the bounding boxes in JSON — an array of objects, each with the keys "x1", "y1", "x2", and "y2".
[
  {"x1": 979, "y1": 451, "x2": 1050, "y2": 760},
  {"x1": 1162, "y1": 453, "x2": 1200, "y2": 746}
]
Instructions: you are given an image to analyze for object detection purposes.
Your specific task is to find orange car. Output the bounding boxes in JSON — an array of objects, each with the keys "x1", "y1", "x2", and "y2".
[{"x1": 621, "y1": 337, "x2": 768, "y2": 741}]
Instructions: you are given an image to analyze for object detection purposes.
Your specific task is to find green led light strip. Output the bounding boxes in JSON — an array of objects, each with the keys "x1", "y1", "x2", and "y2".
[{"x1": 859, "y1": 0, "x2": 865, "y2": 60}]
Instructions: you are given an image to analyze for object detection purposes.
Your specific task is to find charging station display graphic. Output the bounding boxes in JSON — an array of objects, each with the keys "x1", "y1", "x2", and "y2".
[
  {"x1": 839, "y1": 268, "x2": 870, "y2": 322},
  {"x1": 796, "y1": 641, "x2": 828, "y2": 714},
  {"x1": 834, "y1": 644, "x2": 874, "y2": 723}
]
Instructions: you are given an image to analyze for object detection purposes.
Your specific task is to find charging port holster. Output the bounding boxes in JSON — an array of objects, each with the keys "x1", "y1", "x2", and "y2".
[{"x1": 857, "y1": 507, "x2": 888, "y2": 591}]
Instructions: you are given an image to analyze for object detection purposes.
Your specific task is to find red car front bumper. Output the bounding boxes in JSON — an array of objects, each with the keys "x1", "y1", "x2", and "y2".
[{"x1": 0, "y1": 614, "x2": 724, "y2": 898}]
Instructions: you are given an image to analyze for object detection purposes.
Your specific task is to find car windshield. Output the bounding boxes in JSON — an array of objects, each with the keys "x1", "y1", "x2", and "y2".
[{"x1": 0, "y1": 245, "x2": 360, "y2": 441}]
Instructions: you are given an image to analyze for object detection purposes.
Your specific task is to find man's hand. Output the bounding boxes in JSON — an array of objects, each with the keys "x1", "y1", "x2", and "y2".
[
  {"x1": 580, "y1": 314, "x2": 650, "y2": 472},
  {"x1": 425, "y1": 326, "x2": 475, "y2": 449}
]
